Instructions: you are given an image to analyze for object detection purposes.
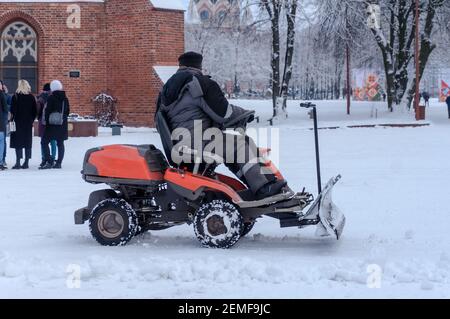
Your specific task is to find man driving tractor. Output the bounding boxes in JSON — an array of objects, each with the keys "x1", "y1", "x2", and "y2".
[
  {"x1": 156, "y1": 52, "x2": 288, "y2": 200},
  {"x1": 76, "y1": 52, "x2": 345, "y2": 247}
]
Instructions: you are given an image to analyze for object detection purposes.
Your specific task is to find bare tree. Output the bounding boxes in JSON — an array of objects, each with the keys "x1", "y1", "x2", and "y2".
[
  {"x1": 366, "y1": 0, "x2": 447, "y2": 111},
  {"x1": 316, "y1": 0, "x2": 369, "y2": 111},
  {"x1": 186, "y1": 0, "x2": 271, "y2": 93},
  {"x1": 405, "y1": 0, "x2": 447, "y2": 108},
  {"x1": 260, "y1": 0, "x2": 299, "y2": 119}
]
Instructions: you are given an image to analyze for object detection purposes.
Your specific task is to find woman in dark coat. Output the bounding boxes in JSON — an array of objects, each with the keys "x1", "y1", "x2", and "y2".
[
  {"x1": 1, "y1": 81, "x2": 11, "y2": 167},
  {"x1": 446, "y1": 95, "x2": 450, "y2": 119},
  {"x1": 40, "y1": 80, "x2": 70, "y2": 169},
  {"x1": 0, "y1": 82, "x2": 8, "y2": 170},
  {"x1": 10, "y1": 80, "x2": 37, "y2": 169}
]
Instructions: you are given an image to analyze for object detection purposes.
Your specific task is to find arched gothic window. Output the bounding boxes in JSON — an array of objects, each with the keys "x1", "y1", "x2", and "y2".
[
  {"x1": 218, "y1": 10, "x2": 227, "y2": 22},
  {"x1": 1, "y1": 21, "x2": 38, "y2": 93},
  {"x1": 200, "y1": 10, "x2": 210, "y2": 21}
]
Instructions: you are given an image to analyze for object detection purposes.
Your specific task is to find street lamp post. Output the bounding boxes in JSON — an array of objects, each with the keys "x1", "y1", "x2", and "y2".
[
  {"x1": 346, "y1": 4, "x2": 351, "y2": 115},
  {"x1": 414, "y1": 0, "x2": 421, "y2": 116}
]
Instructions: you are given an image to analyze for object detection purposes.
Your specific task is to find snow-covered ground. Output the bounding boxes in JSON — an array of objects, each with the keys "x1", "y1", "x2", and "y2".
[{"x1": 1, "y1": 99, "x2": 449, "y2": 298}]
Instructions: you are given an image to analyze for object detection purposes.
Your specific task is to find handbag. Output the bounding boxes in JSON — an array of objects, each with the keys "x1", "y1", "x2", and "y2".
[
  {"x1": 48, "y1": 101, "x2": 65, "y2": 126},
  {"x1": 8, "y1": 121, "x2": 16, "y2": 132}
]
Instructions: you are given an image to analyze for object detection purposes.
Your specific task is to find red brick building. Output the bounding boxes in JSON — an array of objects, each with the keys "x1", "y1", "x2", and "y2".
[{"x1": 0, "y1": 0, "x2": 184, "y2": 126}]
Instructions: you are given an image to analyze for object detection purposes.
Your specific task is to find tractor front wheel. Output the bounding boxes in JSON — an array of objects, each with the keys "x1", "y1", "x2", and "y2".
[
  {"x1": 241, "y1": 221, "x2": 256, "y2": 237},
  {"x1": 194, "y1": 199, "x2": 243, "y2": 249}
]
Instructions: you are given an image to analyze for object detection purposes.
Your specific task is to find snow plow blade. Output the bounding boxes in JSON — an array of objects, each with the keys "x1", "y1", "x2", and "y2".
[{"x1": 304, "y1": 175, "x2": 346, "y2": 240}]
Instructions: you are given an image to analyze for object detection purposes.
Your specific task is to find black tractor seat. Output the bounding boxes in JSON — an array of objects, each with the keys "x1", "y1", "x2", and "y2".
[{"x1": 155, "y1": 111, "x2": 223, "y2": 176}]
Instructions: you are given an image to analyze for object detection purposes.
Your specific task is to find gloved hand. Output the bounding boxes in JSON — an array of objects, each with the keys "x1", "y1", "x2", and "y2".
[{"x1": 223, "y1": 105, "x2": 255, "y2": 129}]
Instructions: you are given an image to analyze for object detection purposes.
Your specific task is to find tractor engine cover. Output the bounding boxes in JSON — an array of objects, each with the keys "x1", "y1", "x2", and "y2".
[{"x1": 82, "y1": 145, "x2": 168, "y2": 181}]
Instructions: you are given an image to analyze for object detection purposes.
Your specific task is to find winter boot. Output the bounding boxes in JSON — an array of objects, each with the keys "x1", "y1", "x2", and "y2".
[
  {"x1": 52, "y1": 162, "x2": 62, "y2": 169},
  {"x1": 39, "y1": 160, "x2": 54, "y2": 170},
  {"x1": 12, "y1": 159, "x2": 21, "y2": 170},
  {"x1": 21, "y1": 159, "x2": 29, "y2": 169},
  {"x1": 39, "y1": 160, "x2": 46, "y2": 169}
]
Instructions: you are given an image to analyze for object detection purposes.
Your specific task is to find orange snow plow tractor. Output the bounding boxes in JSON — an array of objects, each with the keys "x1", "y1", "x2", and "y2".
[{"x1": 75, "y1": 104, "x2": 345, "y2": 248}]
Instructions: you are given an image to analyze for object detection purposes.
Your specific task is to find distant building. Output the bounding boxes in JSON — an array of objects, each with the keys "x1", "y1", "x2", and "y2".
[{"x1": 187, "y1": 0, "x2": 253, "y2": 27}]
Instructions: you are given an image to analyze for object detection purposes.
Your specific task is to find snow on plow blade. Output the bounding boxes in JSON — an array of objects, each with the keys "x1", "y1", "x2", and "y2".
[{"x1": 305, "y1": 175, "x2": 346, "y2": 240}]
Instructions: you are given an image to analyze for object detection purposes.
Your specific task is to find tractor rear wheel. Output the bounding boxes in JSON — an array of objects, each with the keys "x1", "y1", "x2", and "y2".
[{"x1": 89, "y1": 198, "x2": 138, "y2": 246}]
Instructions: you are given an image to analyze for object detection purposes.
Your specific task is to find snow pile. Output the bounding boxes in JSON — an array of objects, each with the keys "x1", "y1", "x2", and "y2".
[
  {"x1": 1, "y1": 248, "x2": 450, "y2": 298},
  {"x1": 92, "y1": 93, "x2": 115, "y2": 103},
  {"x1": 234, "y1": 98, "x2": 447, "y2": 129},
  {"x1": 0, "y1": 1, "x2": 185, "y2": 10},
  {"x1": 149, "y1": 0, "x2": 185, "y2": 11},
  {"x1": 153, "y1": 66, "x2": 179, "y2": 84},
  {"x1": 0, "y1": 0, "x2": 103, "y2": 2}
]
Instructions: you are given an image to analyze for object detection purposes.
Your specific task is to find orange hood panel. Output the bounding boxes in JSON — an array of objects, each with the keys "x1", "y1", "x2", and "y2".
[{"x1": 88, "y1": 145, "x2": 164, "y2": 181}]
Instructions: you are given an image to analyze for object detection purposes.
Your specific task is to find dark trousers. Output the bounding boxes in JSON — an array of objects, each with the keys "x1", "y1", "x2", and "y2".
[
  {"x1": 42, "y1": 137, "x2": 65, "y2": 164},
  {"x1": 223, "y1": 134, "x2": 274, "y2": 192},
  {"x1": 178, "y1": 133, "x2": 275, "y2": 194},
  {"x1": 2, "y1": 120, "x2": 6, "y2": 162},
  {"x1": 41, "y1": 140, "x2": 57, "y2": 161},
  {"x1": 15, "y1": 148, "x2": 31, "y2": 160},
  {"x1": 448, "y1": 105, "x2": 450, "y2": 119},
  {"x1": 0, "y1": 132, "x2": 5, "y2": 165},
  {"x1": 2, "y1": 137, "x2": 5, "y2": 162}
]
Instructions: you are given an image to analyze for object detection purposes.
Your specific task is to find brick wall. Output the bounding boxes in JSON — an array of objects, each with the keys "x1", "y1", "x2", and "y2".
[
  {"x1": 105, "y1": 0, "x2": 184, "y2": 127},
  {"x1": 0, "y1": 0, "x2": 185, "y2": 127}
]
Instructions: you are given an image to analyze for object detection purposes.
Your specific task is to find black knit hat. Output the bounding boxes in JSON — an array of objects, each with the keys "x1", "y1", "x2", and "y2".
[
  {"x1": 43, "y1": 83, "x2": 51, "y2": 91},
  {"x1": 178, "y1": 51, "x2": 203, "y2": 70}
]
